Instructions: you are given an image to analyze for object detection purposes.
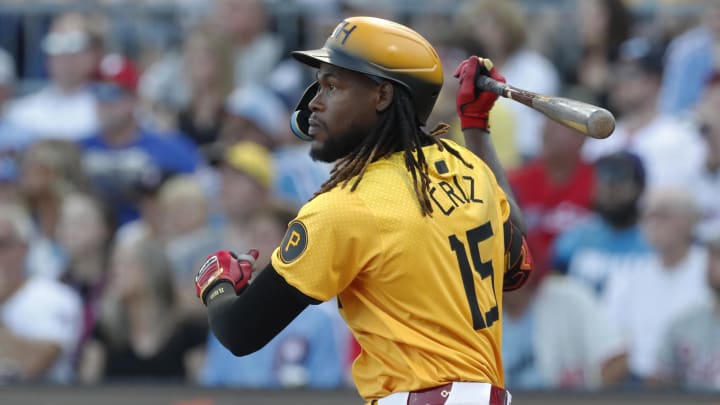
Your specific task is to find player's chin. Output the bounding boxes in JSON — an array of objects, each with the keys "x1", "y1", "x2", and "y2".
[{"x1": 309, "y1": 141, "x2": 333, "y2": 162}]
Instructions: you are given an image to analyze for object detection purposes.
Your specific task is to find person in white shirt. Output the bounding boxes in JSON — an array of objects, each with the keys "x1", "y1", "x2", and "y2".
[
  {"x1": 0, "y1": 203, "x2": 83, "y2": 383},
  {"x1": 653, "y1": 231, "x2": 720, "y2": 390},
  {"x1": 603, "y1": 187, "x2": 713, "y2": 382},
  {"x1": 5, "y1": 12, "x2": 102, "y2": 141}
]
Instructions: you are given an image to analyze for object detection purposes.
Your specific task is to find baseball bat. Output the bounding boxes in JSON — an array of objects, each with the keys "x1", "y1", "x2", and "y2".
[{"x1": 476, "y1": 75, "x2": 615, "y2": 139}]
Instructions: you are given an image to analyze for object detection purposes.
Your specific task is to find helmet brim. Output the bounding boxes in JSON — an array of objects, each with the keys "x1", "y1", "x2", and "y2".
[{"x1": 291, "y1": 49, "x2": 329, "y2": 69}]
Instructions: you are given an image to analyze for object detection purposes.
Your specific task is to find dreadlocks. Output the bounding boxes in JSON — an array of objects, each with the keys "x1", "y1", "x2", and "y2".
[{"x1": 314, "y1": 85, "x2": 474, "y2": 216}]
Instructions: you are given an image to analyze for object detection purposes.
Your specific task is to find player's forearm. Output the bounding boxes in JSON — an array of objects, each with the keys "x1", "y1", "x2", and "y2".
[
  {"x1": 205, "y1": 265, "x2": 311, "y2": 356},
  {"x1": 463, "y1": 128, "x2": 526, "y2": 234}
]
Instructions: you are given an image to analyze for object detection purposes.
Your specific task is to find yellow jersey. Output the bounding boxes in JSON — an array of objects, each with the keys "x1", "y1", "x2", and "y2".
[{"x1": 271, "y1": 139, "x2": 511, "y2": 401}]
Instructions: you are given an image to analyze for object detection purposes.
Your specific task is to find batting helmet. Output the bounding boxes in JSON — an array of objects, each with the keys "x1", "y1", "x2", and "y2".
[{"x1": 290, "y1": 16, "x2": 444, "y2": 141}]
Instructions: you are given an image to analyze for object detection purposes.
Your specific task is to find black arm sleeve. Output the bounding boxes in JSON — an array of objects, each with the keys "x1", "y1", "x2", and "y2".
[{"x1": 205, "y1": 263, "x2": 319, "y2": 356}]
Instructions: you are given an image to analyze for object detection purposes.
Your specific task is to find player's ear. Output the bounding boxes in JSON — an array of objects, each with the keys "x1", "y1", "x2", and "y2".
[{"x1": 376, "y1": 81, "x2": 393, "y2": 112}]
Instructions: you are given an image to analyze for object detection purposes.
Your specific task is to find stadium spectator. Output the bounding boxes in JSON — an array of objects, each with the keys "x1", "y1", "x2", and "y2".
[
  {"x1": 157, "y1": 174, "x2": 224, "y2": 319},
  {"x1": 553, "y1": 152, "x2": 654, "y2": 295},
  {"x1": 0, "y1": 47, "x2": 23, "y2": 202},
  {"x1": 79, "y1": 54, "x2": 200, "y2": 226},
  {"x1": 113, "y1": 168, "x2": 172, "y2": 248},
  {"x1": 19, "y1": 139, "x2": 88, "y2": 279},
  {"x1": 212, "y1": 0, "x2": 284, "y2": 88},
  {"x1": 56, "y1": 193, "x2": 112, "y2": 366},
  {"x1": 554, "y1": 0, "x2": 633, "y2": 109},
  {"x1": 693, "y1": 71, "x2": 720, "y2": 242},
  {"x1": 508, "y1": 118, "x2": 595, "y2": 278},
  {"x1": 0, "y1": 155, "x2": 20, "y2": 204},
  {"x1": 0, "y1": 47, "x2": 29, "y2": 153},
  {"x1": 216, "y1": 141, "x2": 275, "y2": 249},
  {"x1": 5, "y1": 13, "x2": 102, "y2": 141},
  {"x1": 219, "y1": 83, "x2": 288, "y2": 150},
  {"x1": 653, "y1": 231, "x2": 720, "y2": 390},
  {"x1": 658, "y1": 0, "x2": 720, "y2": 114},
  {"x1": 503, "y1": 274, "x2": 626, "y2": 389},
  {"x1": 582, "y1": 36, "x2": 707, "y2": 189},
  {"x1": 0, "y1": 203, "x2": 82, "y2": 383},
  {"x1": 79, "y1": 237, "x2": 207, "y2": 383},
  {"x1": 176, "y1": 26, "x2": 234, "y2": 158},
  {"x1": 604, "y1": 187, "x2": 713, "y2": 382}
]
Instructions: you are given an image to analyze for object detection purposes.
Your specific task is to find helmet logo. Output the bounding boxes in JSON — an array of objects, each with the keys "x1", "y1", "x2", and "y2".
[{"x1": 331, "y1": 21, "x2": 357, "y2": 45}]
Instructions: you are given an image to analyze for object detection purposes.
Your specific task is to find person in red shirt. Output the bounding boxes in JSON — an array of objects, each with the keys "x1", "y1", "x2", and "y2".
[{"x1": 509, "y1": 117, "x2": 595, "y2": 279}]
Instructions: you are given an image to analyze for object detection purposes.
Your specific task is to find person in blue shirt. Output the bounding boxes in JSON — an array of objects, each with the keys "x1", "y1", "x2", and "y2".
[
  {"x1": 553, "y1": 151, "x2": 654, "y2": 295},
  {"x1": 78, "y1": 54, "x2": 200, "y2": 226}
]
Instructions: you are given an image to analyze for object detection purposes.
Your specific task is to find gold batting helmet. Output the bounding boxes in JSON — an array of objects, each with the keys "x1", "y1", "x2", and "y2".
[{"x1": 290, "y1": 16, "x2": 444, "y2": 140}]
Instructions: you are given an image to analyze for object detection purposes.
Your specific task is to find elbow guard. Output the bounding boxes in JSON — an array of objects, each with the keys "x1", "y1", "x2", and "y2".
[{"x1": 503, "y1": 220, "x2": 534, "y2": 291}]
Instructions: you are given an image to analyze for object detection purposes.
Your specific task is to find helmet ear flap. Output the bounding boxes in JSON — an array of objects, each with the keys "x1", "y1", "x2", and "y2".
[{"x1": 290, "y1": 82, "x2": 318, "y2": 141}]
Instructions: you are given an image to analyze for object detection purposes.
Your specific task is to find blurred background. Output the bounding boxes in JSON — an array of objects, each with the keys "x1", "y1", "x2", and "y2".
[{"x1": 0, "y1": 0, "x2": 719, "y2": 404}]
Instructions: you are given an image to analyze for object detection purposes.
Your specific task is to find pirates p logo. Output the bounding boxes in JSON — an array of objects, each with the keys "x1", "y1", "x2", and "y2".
[{"x1": 280, "y1": 220, "x2": 308, "y2": 263}]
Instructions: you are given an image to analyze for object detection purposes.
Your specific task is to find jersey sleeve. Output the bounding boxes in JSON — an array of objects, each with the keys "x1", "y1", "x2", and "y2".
[{"x1": 271, "y1": 190, "x2": 380, "y2": 302}]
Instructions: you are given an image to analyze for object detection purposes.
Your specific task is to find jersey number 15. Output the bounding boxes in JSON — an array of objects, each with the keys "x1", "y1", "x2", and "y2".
[{"x1": 448, "y1": 222, "x2": 499, "y2": 330}]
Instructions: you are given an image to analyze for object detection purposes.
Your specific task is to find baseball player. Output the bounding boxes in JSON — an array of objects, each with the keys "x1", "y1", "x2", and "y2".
[{"x1": 194, "y1": 16, "x2": 533, "y2": 405}]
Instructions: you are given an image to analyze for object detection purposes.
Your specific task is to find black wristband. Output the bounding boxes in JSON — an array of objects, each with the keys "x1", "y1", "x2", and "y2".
[{"x1": 204, "y1": 281, "x2": 235, "y2": 305}]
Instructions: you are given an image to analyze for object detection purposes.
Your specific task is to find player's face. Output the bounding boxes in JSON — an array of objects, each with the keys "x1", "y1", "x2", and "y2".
[{"x1": 307, "y1": 64, "x2": 382, "y2": 162}]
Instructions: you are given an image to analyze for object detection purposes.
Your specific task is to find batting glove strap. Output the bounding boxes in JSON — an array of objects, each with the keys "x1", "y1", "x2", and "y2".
[
  {"x1": 454, "y1": 56, "x2": 506, "y2": 131},
  {"x1": 194, "y1": 249, "x2": 259, "y2": 305}
]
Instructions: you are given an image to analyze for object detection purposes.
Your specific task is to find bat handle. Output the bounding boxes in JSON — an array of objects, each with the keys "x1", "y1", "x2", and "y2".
[{"x1": 476, "y1": 75, "x2": 509, "y2": 98}]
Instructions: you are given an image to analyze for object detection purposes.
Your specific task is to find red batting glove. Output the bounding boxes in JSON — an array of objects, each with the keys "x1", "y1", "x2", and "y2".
[
  {"x1": 453, "y1": 56, "x2": 506, "y2": 131},
  {"x1": 195, "y1": 249, "x2": 259, "y2": 305}
]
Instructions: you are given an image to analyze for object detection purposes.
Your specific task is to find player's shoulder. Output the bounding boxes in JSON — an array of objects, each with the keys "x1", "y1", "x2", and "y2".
[{"x1": 297, "y1": 185, "x2": 373, "y2": 222}]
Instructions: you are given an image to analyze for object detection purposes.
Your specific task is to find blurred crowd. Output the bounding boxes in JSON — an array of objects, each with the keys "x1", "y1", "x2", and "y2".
[{"x1": 0, "y1": 0, "x2": 719, "y2": 393}]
